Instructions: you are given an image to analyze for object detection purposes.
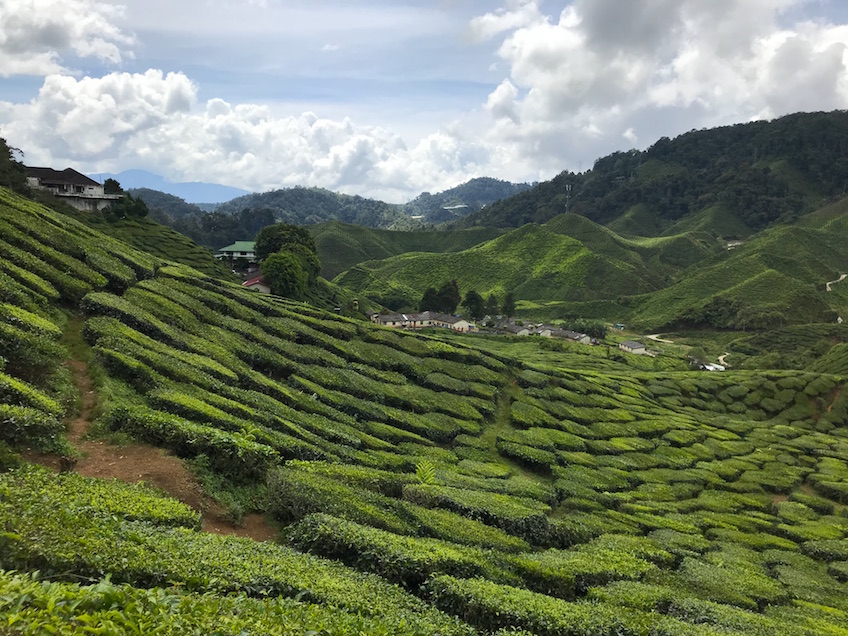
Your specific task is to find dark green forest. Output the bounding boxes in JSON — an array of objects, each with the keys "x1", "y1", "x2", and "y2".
[{"x1": 458, "y1": 111, "x2": 848, "y2": 234}]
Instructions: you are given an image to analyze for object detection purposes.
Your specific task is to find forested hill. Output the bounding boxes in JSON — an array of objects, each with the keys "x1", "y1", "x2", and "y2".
[
  {"x1": 215, "y1": 186, "x2": 409, "y2": 229},
  {"x1": 404, "y1": 177, "x2": 533, "y2": 224},
  {"x1": 134, "y1": 178, "x2": 533, "y2": 249},
  {"x1": 458, "y1": 110, "x2": 848, "y2": 236}
]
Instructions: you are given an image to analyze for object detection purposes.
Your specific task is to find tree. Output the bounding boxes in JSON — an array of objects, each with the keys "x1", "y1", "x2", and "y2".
[
  {"x1": 419, "y1": 286, "x2": 439, "y2": 312},
  {"x1": 485, "y1": 294, "x2": 499, "y2": 316},
  {"x1": 287, "y1": 243, "x2": 321, "y2": 283},
  {"x1": 462, "y1": 290, "x2": 485, "y2": 320},
  {"x1": 502, "y1": 292, "x2": 516, "y2": 318},
  {"x1": 107, "y1": 192, "x2": 148, "y2": 220},
  {"x1": 0, "y1": 137, "x2": 27, "y2": 194},
  {"x1": 255, "y1": 223, "x2": 317, "y2": 261},
  {"x1": 103, "y1": 178, "x2": 123, "y2": 194},
  {"x1": 261, "y1": 251, "x2": 308, "y2": 299},
  {"x1": 436, "y1": 279, "x2": 461, "y2": 314}
]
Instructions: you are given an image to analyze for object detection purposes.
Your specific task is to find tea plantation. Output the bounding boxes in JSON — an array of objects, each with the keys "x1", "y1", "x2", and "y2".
[{"x1": 4, "y1": 185, "x2": 848, "y2": 634}]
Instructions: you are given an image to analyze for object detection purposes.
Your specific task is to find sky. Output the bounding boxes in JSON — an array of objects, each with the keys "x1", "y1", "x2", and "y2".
[{"x1": 2, "y1": 0, "x2": 848, "y2": 203}]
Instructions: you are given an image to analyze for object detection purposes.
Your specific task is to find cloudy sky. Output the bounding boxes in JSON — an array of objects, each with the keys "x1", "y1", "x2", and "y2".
[{"x1": 2, "y1": 0, "x2": 848, "y2": 202}]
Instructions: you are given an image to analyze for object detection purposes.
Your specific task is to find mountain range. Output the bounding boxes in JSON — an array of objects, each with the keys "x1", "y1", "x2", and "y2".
[{"x1": 92, "y1": 169, "x2": 250, "y2": 203}]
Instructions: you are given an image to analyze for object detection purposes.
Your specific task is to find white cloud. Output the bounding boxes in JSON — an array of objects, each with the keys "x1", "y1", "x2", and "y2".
[
  {"x1": 478, "y1": 0, "x2": 848, "y2": 168},
  {"x1": 0, "y1": 70, "x2": 490, "y2": 202},
  {"x1": 4, "y1": 0, "x2": 848, "y2": 202},
  {"x1": 0, "y1": 0, "x2": 134, "y2": 77},
  {"x1": 467, "y1": 0, "x2": 542, "y2": 42}
]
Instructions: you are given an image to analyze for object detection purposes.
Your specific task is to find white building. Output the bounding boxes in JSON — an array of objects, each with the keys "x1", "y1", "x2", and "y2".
[{"x1": 26, "y1": 167, "x2": 122, "y2": 212}]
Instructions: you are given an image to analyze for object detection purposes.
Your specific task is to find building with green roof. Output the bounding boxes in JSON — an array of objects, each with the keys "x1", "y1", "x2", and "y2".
[{"x1": 215, "y1": 241, "x2": 256, "y2": 261}]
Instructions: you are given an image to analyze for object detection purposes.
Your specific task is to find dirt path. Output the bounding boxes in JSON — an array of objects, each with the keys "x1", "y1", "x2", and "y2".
[
  {"x1": 33, "y1": 359, "x2": 276, "y2": 542},
  {"x1": 826, "y1": 273, "x2": 847, "y2": 292},
  {"x1": 645, "y1": 334, "x2": 674, "y2": 344},
  {"x1": 718, "y1": 352, "x2": 730, "y2": 366}
]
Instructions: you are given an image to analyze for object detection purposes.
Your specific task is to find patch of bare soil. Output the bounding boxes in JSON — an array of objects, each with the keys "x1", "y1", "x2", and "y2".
[
  {"x1": 29, "y1": 359, "x2": 277, "y2": 541},
  {"x1": 828, "y1": 386, "x2": 842, "y2": 413}
]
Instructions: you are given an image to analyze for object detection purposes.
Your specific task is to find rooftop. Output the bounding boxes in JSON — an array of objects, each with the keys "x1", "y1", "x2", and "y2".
[
  {"x1": 217, "y1": 241, "x2": 256, "y2": 253},
  {"x1": 26, "y1": 167, "x2": 101, "y2": 187}
]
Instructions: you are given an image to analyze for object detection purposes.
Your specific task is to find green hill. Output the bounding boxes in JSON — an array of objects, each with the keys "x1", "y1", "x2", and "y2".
[
  {"x1": 624, "y1": 224, "x2": 848, "y2": 330},
  {"x1": 7, "y1": 183, "x2": 848, "y2": 634},
  {"x1": 404, "y1": 177, "x2": 533, "y2": 224},
  {"x1": 459, "y1": 110, "x2": 848, "y2": 236},
  {"x1": 215, "y1": 185, "x2": 409, "y2": 228},
  {"x1": 65, "y1": 208, "x2": 236, "y2": 280},
  {"x1": 334, "y1": 214, "x2": 720, "y2": 309},
  {"x1": 310, "y1": 221, "x2": 505, "y2": 279}
]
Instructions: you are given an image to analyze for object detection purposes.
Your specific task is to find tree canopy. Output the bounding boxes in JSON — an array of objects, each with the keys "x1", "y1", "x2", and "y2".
[
  {"x1": 261, "y1": 251, "x2": 308, "y2": 300},
  {"x1": 255, "y1": 223, "x2": 318, "y2": 261},
  {"x1": 420, "y1": 279, "x2": 461, "y2": 314},
  {"x1": 0, "y1": 137, "x2": 28, "y2": 194},
  {"x1": 462, "y1": 290, "x2": 485, "y2": 320},
  {"x1": 502, "y1": 292, "x2": 516, "y2": 318}
]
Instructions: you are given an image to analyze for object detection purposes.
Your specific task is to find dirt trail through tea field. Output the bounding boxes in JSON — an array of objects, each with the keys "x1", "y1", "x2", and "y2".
[{"x1": 30, "y1": 351, "x2": 276, "y2": 542}]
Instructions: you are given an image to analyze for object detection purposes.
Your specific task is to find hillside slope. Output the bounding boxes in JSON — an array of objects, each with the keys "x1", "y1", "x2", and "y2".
[
  {"x1": 311, "y1": 221, "x2": 505, "y2": 279},
  {"x1": 6, "y1": 185, "x2": 848, "y2": 634},
  {"x1": 215, "y1": 186, "x2": 409, "y2": 228},
  {"x1": 459, "y1": 110, "x2": 848, "y2": 237},
  {"x1": 334, "y1": 213, "x2": 720, "y2": 309},
  {"x1": 626, "y1": 224, "x2": 848, "y2": 330}
]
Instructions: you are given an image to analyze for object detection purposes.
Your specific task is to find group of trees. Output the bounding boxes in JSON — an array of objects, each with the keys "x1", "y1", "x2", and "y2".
[
  {"x1": 0, "y1": 138, "x2": 28, "y2": 194},
  {"x1": 419, "y1": 280, "x2": 461, "y2": 314},
  {"x1": 419, "y1": 282, "x2": 515, "y2": 320},
  {"x1": 104, "y1": 180, "x2": 149, "y2": 220},
  {"x1": 558, "y1": 318, "x2": 607, "y2": 340},
  {"x1": 258, "y1": 223, "x2": 321, "y2": 300}
]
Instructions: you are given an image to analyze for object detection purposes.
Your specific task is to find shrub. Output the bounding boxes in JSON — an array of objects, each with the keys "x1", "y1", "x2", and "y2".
[
  {"x1": 402, "y1": 484, "x2": 551, "y2": 543},
  {"x1": 0, "y1": 371, "x2": 62, "y2": 416},
  {"x1": 425, "y1": 575, "x2": 708, "y2": 636},
  {"x1": 102, "y1": 406, "x2": 276, "y2": 479},
  {"x1": 0, "y1": 404, "x2": 65, "y2": 452},
  {"x1": 286, "y1": 513, "x2": 493, "y2": 588},
  {"x1": 267, "y1": 467, "x2": 414, "y2": 534}
]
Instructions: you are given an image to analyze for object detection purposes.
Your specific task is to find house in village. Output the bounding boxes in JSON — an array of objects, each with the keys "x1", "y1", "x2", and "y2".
[
  {"x1": 216, "y1": 241, "x2": 257, "y2": 262},
  {"x1": 25, "y1": 167, "x2": 122, "y2": 212},
  {"x1": 242, "y1": 275, "x2": 270, "y2": 294},
  {"x1": 503, "y1": 323, "x2": 531, "y2": 337},
  {"x1": 619, "y1": 340, "x2": 648, "y2": 355},
  {"x1": 535, "y1": 326, "x2": 592, "y2": 345},
  {"x1": 369, "y1": 311, "x2": 476, "y2": 333}
]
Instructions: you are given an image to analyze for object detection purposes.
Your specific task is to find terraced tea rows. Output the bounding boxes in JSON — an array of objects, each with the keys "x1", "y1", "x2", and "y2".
[{"x1": 4, "y1": 185, "x2": 848, "y2": 634}]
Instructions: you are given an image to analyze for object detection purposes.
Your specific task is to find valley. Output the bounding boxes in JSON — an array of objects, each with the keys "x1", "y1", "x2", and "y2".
[{"x1": 5, "y1": 113, "x2": 848, "y2": 635}]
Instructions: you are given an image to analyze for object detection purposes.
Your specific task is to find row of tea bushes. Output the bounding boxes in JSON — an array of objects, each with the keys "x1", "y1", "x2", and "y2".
[
  {"x1": 0, "y1": 466, "x2": 473, "y2": 635},
  {"x1": 0, "y1": 570, "x2": 462, "y2": 636}
]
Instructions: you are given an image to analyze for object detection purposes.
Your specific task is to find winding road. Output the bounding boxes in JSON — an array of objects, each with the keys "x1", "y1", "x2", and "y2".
[
  {"x1": 826, "y1": 274, "x2": 847, "y2": 292},
  {"x1": 645, "y1": 334, "x2": 674, "y2": 344}
]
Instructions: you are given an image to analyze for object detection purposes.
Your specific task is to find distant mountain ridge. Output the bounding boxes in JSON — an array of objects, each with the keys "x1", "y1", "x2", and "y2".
[
  {"x1": 214, "y1": 177, "x2": 533, "y2": 229},
  {"x1": 91, "y1": 169, "x2": 250, "y2": 203},
  {"x1": 458, "y1": 110, "x2": 848, "y2": 238},
  {"x1": 132, "y1": 177, "x2": 533, "y2": 249}
]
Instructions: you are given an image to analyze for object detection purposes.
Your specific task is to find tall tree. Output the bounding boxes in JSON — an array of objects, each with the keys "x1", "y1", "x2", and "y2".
[
  {"x1": 419, "y1": 286, "x2": 439, "y2": 312},
  {"x1": 0, "y1": 137, "x2": 27, "y2": 194},
  {"x1": 485, "y1": 293, "x2": 499, "y2": 316},
  {"x1": 261, "y1": 251, "x2": 308, "y2": 299},
  {"x1": 462, "y1": 290, "x2": 485, "y2": 320},
  {"x1": 254, "y1": 223, "x2": 317, "y2": 261},
  {"x1": 103, "y1": 178, "x2": 123, "y2": 194},
  {"x1": 502, "y1": 291, "x2": 516, "y2": 318},
  {"x1": 436, "y1": 279, "x2": 461, "y2": 314}
]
